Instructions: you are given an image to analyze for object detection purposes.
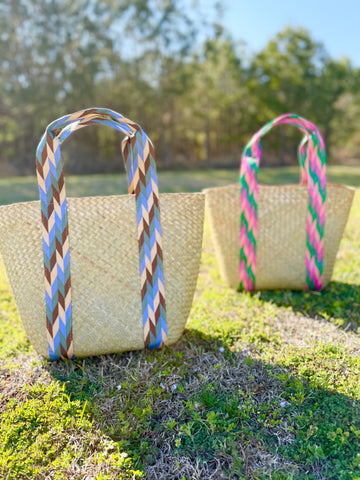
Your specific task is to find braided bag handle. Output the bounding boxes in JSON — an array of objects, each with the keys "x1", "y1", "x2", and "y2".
[
  {"x1": 239, "y1": 113, "x2": 326, "y2": 291},
  {"x1": 36, "y1": 108, "x2": 167, "y2": 360},
  {"x1": 298, "y1": 134, "x2": 312, "y2": 185}
]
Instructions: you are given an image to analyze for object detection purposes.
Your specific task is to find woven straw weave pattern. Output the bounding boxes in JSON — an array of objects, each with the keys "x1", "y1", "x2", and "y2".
[
  {"x1": 0, "y1": 192, "x2": 204, "y2": 358},
  {"x1": 205, "y1": 183, "x2": 354, "y2": 290}
]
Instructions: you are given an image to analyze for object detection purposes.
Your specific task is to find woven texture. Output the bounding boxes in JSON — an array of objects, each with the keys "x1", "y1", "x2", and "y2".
[
  {"x1": 205, "y1": 183, "x2": 354, "y2": 290},
  {"x1": 121, "y1": 133, "x2": 166, "y2": 349},
  {"x1": 35, "y1": 108, "x2": 167, "y2": 359},
  {"x1": 0, "y1": 193, "x2": 204, "y2": 358},
  {"x1": 240, "y1": 113, "x2": 327, "y2": 291}
]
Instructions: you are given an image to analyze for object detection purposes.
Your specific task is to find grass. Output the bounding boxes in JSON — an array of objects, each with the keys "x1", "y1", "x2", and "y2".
[
  {"x1": 0, "y1": 165, "x2": 359, "y2": 205},
  {"x1": 0, "y1": 167, "x2": 359, "y2": 479}
]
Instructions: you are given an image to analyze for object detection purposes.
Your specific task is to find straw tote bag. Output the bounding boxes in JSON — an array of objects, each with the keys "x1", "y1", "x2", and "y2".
[
  {"x1": 0, "y1": 108, "x2": 205, "y2": 360},
  {"x1": 204, "y1": 113, "x2": 355, "y2": 291}
]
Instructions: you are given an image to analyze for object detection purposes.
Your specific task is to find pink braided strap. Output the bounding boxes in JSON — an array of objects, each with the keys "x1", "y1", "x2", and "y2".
[{"x1": 239, "y1": 113, "x2": 327, "y2": 291}]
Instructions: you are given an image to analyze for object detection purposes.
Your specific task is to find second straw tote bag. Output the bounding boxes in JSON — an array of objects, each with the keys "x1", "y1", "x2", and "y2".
[
  {"x1": 204, "y1": 113, "x2": 355, "y2": 291},
  {"x1": 0, "y1": 108, "x2": 205, "y2": 359}
]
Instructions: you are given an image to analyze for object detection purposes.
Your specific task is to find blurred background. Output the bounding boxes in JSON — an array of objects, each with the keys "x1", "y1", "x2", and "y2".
[{"x1": 1, "y1": 0, "x2": 360, "y2": 176}]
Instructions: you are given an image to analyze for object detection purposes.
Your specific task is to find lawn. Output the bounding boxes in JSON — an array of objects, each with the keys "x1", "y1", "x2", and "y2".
[{"x1": 0, "y1": 167, "x2": 359, "y2": 479}]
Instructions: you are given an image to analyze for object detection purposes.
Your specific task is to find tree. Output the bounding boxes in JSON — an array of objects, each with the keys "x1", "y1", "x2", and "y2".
[
  {"x1": 1, "y1": 9, "x2": 360, "y2": 175},
  {"x1": 1, "y1": 0, "x2": 118, "y2": 171},
  {"x1": 313, "y1": 58, "x2": 360, "y2": 159},
  {"x1": 248, "y1": 27, "x2": 360, "y2": 164},
  {"x1": 247, "y1": 27, "x2": 327, "y2": 165},
  {"x1": 0, "y1": 0, "x2": 209, "y2": 173},
  {"x1": 174, "y1": 28, "x2": 247, "y2": 165}
]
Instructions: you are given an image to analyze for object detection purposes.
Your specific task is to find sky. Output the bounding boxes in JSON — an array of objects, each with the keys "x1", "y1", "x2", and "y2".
[{"x1": 221, "y1": 0, "x2": 360, "y2": 67}]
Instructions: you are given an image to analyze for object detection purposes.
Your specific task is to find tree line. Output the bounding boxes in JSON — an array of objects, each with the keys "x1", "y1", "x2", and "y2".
[{"x1": 1, "y1": 0, "x2": 360, "y2": 176}]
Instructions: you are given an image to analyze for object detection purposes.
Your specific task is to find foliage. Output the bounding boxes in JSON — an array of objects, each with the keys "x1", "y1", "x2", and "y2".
[
  {"x1": 1, "y1": 2, "x2": 360, "y2": 174},
  {"x1": 0, "y1": 0, "x2": 208, "y2": 173}
]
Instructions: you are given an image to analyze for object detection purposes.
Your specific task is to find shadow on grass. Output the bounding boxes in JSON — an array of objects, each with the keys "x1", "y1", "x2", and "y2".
[
  {"x1": 258, "y1": 281, "x2": 360, "y2": 332},
  {"x1": 47, "y1": 327, "x2": 360, "y2": 480}
]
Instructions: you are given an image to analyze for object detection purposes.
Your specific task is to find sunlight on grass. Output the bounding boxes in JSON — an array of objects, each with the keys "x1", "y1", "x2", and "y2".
[
  {"x1": 0, "y1": 171, "x2": 359, "y2": 479},
  {"x1": 0, "y1": 165, "x2": 359, "y2": 205}
]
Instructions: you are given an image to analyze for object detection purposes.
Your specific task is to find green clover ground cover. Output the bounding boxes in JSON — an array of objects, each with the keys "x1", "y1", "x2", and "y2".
[{"x1": 0, "y1": 168, "x2": 359, "y2": 479}]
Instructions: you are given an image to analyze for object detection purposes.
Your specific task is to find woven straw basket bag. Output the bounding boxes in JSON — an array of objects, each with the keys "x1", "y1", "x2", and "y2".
[
  {"x1": 0, "y1": 108, "x2": 205, "y2": 360},
  {"x1": 204, "y1": 113, "x2": 355, "y2": 291}
]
